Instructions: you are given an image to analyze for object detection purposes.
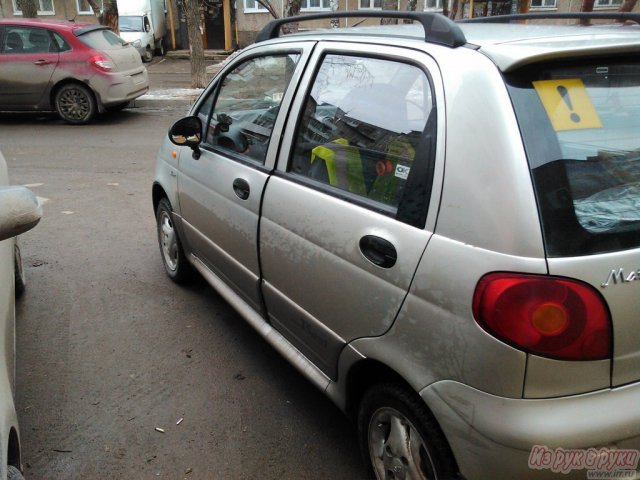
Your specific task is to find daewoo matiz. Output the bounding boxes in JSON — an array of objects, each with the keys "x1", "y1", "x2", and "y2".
[{"x1": 153, "y1": 11, "x2": 640, "y2": 479}]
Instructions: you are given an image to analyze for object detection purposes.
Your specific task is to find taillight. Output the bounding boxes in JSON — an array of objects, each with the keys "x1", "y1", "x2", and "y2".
[
  {"x1": 472, "y1": 273, "x2": 611, "y2": 361},
  {"x1": 89, "y1": 54, "x2": 114, "y2": 72}
]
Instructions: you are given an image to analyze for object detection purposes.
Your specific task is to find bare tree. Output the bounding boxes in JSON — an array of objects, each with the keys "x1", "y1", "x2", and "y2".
[
  {"x1": 182, "y1": 0, "x2": 207, "y2": 88},
  {"x1": 256, "y1": 0, "x2": 280, "y2": 18},
  {"x1": 618, "y1": 0, "x2": 638, "y2": 11},
  {"x1": 381, "y1": 0, "x2": 398, "y2": 24},
  {"x1": 86, "y1": 0, "x2": 119, "y2": 33},
  {"x1": 580, "y1": 0, "x2": 595, "y2": 24},
  {"x1": 16, "y1": 0, "x2": 38, "y2": 18}
]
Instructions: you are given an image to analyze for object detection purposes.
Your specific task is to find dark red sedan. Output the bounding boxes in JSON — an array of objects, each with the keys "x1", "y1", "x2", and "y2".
[{"x1": 0, "y1": 19, "x2": 149, "y2": 124}]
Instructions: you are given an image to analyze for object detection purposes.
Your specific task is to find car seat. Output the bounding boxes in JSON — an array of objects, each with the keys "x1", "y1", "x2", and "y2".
[
  {"x1": 28, "y1": 29, "x2": 51, "y2": 53},
  {"x1": 5, "y1": 31, "x2": 23, "y2": 52}
]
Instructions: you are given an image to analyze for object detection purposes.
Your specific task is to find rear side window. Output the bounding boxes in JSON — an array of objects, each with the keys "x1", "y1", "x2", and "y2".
[
  {"x1": 290, "y1": 54, "x2": 436, "y2": 228},
  {"x1": 508, "y1": 58, "x2": 640, "y2": 256},
  {"x1": 77, "y1": 29, "x2": 125, "y2": 49}
]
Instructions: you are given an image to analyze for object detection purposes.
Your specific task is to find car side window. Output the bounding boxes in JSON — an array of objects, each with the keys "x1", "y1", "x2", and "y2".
[
  {"x1": 52, "y1": 32, "x2": 71, "y2": 52},
  {"x1": 1, "y1": 27, "x2": 54, "y2": 54},
  {"x1": 290, "y1": 54, "x2": 435, "y2": 227},
  {"x1": 198, "y1": 53, "x2": 300, "y2": 164}
]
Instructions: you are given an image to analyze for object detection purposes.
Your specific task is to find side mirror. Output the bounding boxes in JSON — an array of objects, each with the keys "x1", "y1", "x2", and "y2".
[
  {"x1": 169, "y1": 116, "x2": 202, "y2": 146},
  {"x1": 169, "y1": 116, "x2": 203, "y2": 159},
  {"x1": 0, "y1": 186, "x2": 42, "y2": 242}
]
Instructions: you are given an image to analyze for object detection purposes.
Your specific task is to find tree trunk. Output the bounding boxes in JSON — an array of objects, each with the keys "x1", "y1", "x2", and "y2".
[
  {"x1": 618, "y1": 0, "x2": 638, "y2": 11},
  {"x1": 256, "y1": 0, "x2": 280, "y2": 18},
  {"x1": 403, "y1": 0, "x2": 417, "y2": 24},
  {"x1": 282, "y1": 0, "x2": 301, "y2": 33},
  {"x1": 381, "y1": 0, "x2": 398, "y2": 24},
  {"x1": 518, "y1": 0, "x2": 529, "y2": 12},
  {"x1": 102, "y1": 0, "x2": 120, "y2": 33},
  {"x1": 85, "y1": 0, "x2": 103, "y2": 22},
  {"x1": 16, "y1": 0, "x2": 38, "y2": 18},
  {"x1": 182, "y1": 0, "x2": 207, "y2": 89},
  {"x1": 580, "y1": 0, "x2": 595, "y2": 25},
  {"x1": 449, "y1": 0, "x2": 461, "y2": 19}
]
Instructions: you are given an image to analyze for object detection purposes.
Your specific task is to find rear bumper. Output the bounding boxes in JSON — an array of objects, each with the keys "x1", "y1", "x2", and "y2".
[
  {"x1": 90, "y1": 68, "x2": 149, "y2": 108},
  {"x1": 421, "y1": 380, "x2": 640, "y2": 479}
]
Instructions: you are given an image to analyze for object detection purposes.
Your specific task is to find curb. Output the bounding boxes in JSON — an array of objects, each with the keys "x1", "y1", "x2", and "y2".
[{"x1": 130, "y1": 95, "x2": 198, "y2": 109}]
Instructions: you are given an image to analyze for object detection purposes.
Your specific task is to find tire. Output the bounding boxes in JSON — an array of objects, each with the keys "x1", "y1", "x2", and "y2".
[
  {"x1": 358, "y1": 383, "x2": 458, "y2": 480},
  {"x1": 7, "y1": 465, "x2": 25, "y2": 480},
  {"x1": 156, "y1": 198, "x2": 194, "y2": 284},
  {"x1": 142, "y1": 46, "x2": 153, "y2": 63},
  {"x1": 14, "y1": 243, "x2": 25, "y2": 299},
  {"x1": 54, "y1": 83, "x2": 96, "y2": 125}
]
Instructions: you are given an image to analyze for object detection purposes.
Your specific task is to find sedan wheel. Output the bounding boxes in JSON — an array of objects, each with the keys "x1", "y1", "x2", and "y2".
[
  {"x1": 55, "y1": 83, "x2": 96, "y2": 124},
  {"x1": 358, "y1": 384, "x2": 458, "y2": 480}
]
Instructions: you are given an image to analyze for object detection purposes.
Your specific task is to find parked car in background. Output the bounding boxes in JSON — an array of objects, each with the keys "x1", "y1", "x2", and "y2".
[
  {"x1": 0, "y1": 19, "x2": 149, "y2": 124},
  {"x1": 153, "y1": 11, "x2": 640, "y2": 479},
  {"x1": 0, "y1": 150, "x2": 41, "y2": 480}
]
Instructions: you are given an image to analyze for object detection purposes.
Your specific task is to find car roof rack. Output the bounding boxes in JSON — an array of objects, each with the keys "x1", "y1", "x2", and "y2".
[
  {"x1": 462, "y1": 12, "x2": 640, "y2": 24},
  {"x1": 255, "y1": 10, "x2": 467, "y2": 48}
]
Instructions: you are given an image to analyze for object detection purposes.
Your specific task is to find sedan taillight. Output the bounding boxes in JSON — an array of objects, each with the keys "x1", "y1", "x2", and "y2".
[
  {"x1": 472, "y1": 273, "x2": 611, "y2": 361},
  {"x1": 89, "y1": 54, "x2": 114, "y2": 72}
]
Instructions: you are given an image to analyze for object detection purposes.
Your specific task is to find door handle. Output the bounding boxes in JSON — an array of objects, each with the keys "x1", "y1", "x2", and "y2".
[
  {"x1": 33, "y1": 60, "x2": 50, "y2": 66},
  {"x1": 359, "y1": 235, "x2": 397, "y2": 269},
  {"x1": 232, "y1": 178, "x2": 250, "y2": 200}
]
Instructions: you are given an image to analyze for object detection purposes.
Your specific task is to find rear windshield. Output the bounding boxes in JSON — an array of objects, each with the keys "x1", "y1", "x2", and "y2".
[
  {"x1": 77, "y1": 28, "x2": 126, "y2": 49},
  {"x1": 507, "y1": 57, "x2": 640, "y2": 257}
]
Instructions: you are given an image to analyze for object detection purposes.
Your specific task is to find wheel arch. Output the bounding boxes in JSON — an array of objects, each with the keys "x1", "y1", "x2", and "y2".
[
  {"x1": 343, "y1": 358, "x2": 461, "y2": 473},
  {"x1": 50, "y1": 79, "x2": 99, "y2": 110},
  {"x1": 152, "y1": 182, "x2": 169, "y2": 216},
  {"x1": 7, "y1": 427, "x2": 21, "y2": 471}
]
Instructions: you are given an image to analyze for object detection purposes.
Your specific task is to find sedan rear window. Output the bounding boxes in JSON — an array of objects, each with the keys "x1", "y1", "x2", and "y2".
[
  {"x1": 77, "y1": 28, "x2": 125, "y2": 49},
  {"x1": 507, "y1": 58, "x2": 640, "y2": 257}
]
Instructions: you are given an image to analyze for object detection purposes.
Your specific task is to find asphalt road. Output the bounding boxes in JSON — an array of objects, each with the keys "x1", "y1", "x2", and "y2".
[{"x1": 0, "y1": 107, "x2": 368, "y2": 479}]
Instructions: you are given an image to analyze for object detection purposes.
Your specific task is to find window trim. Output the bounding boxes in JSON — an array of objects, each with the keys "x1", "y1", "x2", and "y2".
[
  {"x1": 424, "y1": 0, "x2": 443, "y2": 12},
  {"x1": 12, "y1": 0, "x2": 55, "y2": 15},
  {"x1": 529, "y1": 0, "x2": 557, "y2": 9},
  {"x1": 358, "y1": 0, "x2": 383, "y2": 10},
  {"x1": 300, "y1": 0, "x2": 332, "y2": 11},
  {"x1": 243, "y1": 0, "x2": 268, "y2": 13},
  {"x1": 76, "y1": 0, "x2": 99, "y2": 15}
]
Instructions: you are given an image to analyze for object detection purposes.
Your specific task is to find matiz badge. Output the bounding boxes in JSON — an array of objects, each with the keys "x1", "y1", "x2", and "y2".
[{"x1": 601, "y1": 268, "x2": 640, "y2": 288}]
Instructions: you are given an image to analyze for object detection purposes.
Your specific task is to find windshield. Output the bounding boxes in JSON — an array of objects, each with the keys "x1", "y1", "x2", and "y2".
[
  {"x1": 507, "y1": 58, "x2": 640, "y2": 257},
  {"x1": 119, "y1": 16, "x2": 144, "y2": 32}
]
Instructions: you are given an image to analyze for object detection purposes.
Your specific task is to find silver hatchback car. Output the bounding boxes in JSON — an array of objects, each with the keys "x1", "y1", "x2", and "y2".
[{"x1": 153, "y1": 12, "x2": 640, "y2": 479}]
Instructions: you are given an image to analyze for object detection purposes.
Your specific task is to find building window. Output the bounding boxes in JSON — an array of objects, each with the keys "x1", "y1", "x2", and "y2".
[
  {"x1": 595, "y1": 0, "x2": 623, "y2": 6},
  {"x1": 12, "y1": 0, "x2": 55, "y2": 15},
  {"x1": 244, "y1": 0, "x2": 267, "y2": 12},
  {"x1": 530, "y1": 0, "x2": 556, "y2": 7},
  {"x1": 301, "y1": 0, "x2": 331, "y2": 10},
  {"x1": 359, "y1": 0, "x2": 382, "y2": 8},
  {"x1": 424, "y1": 0, "x2": 443, "y2": 10},
  {"x1": 77, "y1": 0, "x2": 99, "y2": 14}
]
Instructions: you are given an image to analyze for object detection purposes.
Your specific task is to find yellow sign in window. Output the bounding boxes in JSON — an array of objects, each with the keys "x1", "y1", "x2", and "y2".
[{"x1": 533, "y1": 79, "x2": 602, "y2": 132}]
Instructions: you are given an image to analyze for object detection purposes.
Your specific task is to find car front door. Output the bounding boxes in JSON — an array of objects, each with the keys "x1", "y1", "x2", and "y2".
[
  {"x1": 0, "y1": 26, "x2": 59, "y2": 109},
  {"x1": 259, "y1": 45, "x2": 444, "y2": 378},
  {"x1": 176, "y1": 45, "x2": 312, "y2": 312}
]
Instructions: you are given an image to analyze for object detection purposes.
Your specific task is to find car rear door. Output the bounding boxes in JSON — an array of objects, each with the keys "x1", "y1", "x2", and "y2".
[
  {"x1": 0, "y1": 25, "x2": 59, "y2": 109},
  {"x1": 259, "y1": 44, "x2": 444, "y2": 378},
  {"x1": 175, "y1": 44, "x2": 313, "y2": 312}
]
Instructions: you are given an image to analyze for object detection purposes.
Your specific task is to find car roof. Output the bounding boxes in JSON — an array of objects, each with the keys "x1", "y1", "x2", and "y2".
[
  {"x1": 261, "y1": 15, "x2": 640, "y2": 72},
  {"x1": 0, "y1": 18, "x2": 96, "y2": 33}
]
